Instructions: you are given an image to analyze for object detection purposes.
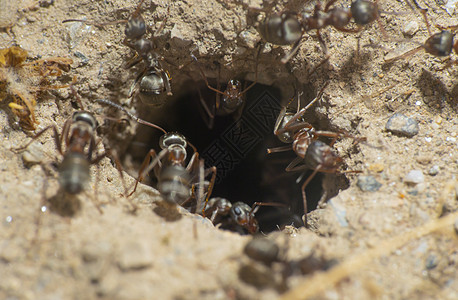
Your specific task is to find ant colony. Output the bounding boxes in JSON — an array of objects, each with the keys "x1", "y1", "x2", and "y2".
[{"x1": 13, "y1": 0, "x2": 454, "y2": 235}]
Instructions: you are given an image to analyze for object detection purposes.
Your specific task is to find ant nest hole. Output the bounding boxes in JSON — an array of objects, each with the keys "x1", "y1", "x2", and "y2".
[{"x1": 108, "y1": 56, "x2": 356, "y2": 234}]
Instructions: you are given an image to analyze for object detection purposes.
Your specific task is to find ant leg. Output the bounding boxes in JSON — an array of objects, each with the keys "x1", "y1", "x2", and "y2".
[
  {"x1": 324, "y1": 0, "x2": 339, "y2": 12},
  {"x1": 308, "y1": 55, "x2": 331, "y2": 76},
  {"x1": 96, "y1": 99, "x2": 167, "y2": 134},
  {"x1": 277, "y1": 122, "x2": 314, "y2": 138},
  {"x1": 384, "y1": 45, "x2": 423, "y2": 63},
  {"x1": 281, "y1": 35, "x2": 304, "y2": 64},
  {"x1": 191, "y1": 55, "x2": 227, "y2": 97},
  {"x1": 301, "y1": 167, "x2": 321, "y2": 227},
  {"x1": 410, "y1": 0, "x2": 431, "y2": 35},
  {"x1": 197, "y1": 88, "x2": 216, "y2": 129},
  {"x1": 267, "y1": 145, "x2": 292, "y2": 154},
  {"x1": 240, "y1": 45, "x2": 261, "y2": 94},
  {"x1": 91, "y1": 164, "x2": 104, "y2": 214},
  {"x1": 127, "y1": 149, "x2": 163, "y2": 197},
  {"x1": 273, "y1": 107, "x2": 288, "y2": 134},
  {"x1": 128, "y1": 69, "x2": 145, "y2": 98},
  {"x1": 316, "y1": 29, "x2": 328, "y2": 55},
  {"x1": 201, "y1": 166, "x2": 217, "y2": 215},
  {"x1": 124, "y1": 52, "x2": 142, "y2": 69},
  {"x1": 151, "y1": 6, "x2": 170, "y2": 38},
  {"x1": 160, "y1": 70, "x2": 173, "y2": 96},
  {"x1": 62, "y1": 19, "x2": 127, "y2": 29},
  {"x1": 285, "y1": 156, "x2": 308, "y2": 172},
  {"x1": 69, "y1": 78, "x2": 84, "y2": 110},
  {"x1": 281, "y1": 82, "x2": 328, "y2": 129},
  {"x1": 374, "y1": 0, "x2": 389, "y2": 40},
  {"x1": 14, "y1": 122, "x2": 68, "y2": 156}
]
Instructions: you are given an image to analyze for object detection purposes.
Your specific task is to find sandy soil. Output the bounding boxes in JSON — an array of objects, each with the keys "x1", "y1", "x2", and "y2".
[{"x1": 0, "y1": 0, "x2": 457, "y2": 299}]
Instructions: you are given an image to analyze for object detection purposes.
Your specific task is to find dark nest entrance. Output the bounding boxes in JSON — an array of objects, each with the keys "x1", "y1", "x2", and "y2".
[{"x1": 122, "y1": 78, "x2": 350, "y2": 233}]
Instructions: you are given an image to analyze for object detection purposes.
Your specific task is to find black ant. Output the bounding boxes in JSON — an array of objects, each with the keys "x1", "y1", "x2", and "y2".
[
  {"x1": 97, "y1": 99, "x2": 217, "y2": 213},
  {"x1": 384, "y1": 5, "x2": 458, "y2": 69},
  {"x1": 246, "y1": 0, "x2": 386, "y2": 63},
  {"x1": 122, "y1": 1, "x2": 173, "y2": 106},
  {"x1": 203, "y1": 198, "x2": 285, "y2": 234},
  {"x1": 267, "y1": 84, "x2": 366, "y2": 226},
  {"x1": 190, "y1": 46, "x2": 260, "y2": 128},
  {"x1": 14, "y1": 111, "x2": 121, "y2": 213},
  {"x1": 63, "y1": 0, "x2": 172, "y2": 106}
]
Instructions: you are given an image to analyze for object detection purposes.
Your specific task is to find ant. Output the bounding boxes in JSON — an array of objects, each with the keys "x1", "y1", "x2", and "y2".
[
  {"x1": 63, "y1": 0, "x2": 172, "y2": 106},
  {"x1": 267, "y1": 84, "x2": 366, "y2": 226},
  {"x1": 190, "y1": 46, "x2": 260, "y2": 128},
  {"x1": 384, "y1": 5, "x2": 458, "y2": 69},
  {"x1": 97, "y1": 99, "x2": 217, "y2": 213},
  {"x1": 204, "y1": 198, "x2": 284, "y2": 234},
  {"x1": 14, "y1": 111, "x2": 119, "y2": 213},
  {"x1": 122, "y1": 0, "x2": 173, "y2": 106},
  {"x1": 244, "y1": 0, "x2": 385, "y2": 63}
]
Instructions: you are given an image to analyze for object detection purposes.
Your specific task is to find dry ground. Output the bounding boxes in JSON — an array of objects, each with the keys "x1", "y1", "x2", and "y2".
[{"x1": 0, "y1": 0, "x2": 457, "y2": 299}]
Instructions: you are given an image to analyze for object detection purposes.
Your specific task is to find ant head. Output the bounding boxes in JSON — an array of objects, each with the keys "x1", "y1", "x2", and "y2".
[
  {"x1": 230, "y1": 202, "x2": 251, "y2": 224},
  {"x1": 230, "y1": 202, "x2": 259, "y2": 233},
  {"x1": 351, "y1": 0, "x2": 378, "y2": 25},
  {"x1": 424, "y1": 31, "x2": 454, "y2": 57},
  {"x1": 227, "y1": 79, "x2": 242, "y2": 91},
  {"x1": 125, "y1": 14, "x2": 146, "y2": 40},
  {"x1": 72, "y1": 111, "x2": 98, "y2": 130},
  {"x1": 259, "y1": 13, "x2": 302, "y2": 45},
  {"x1": 277, "y1": 110, "x2": 307, "y2": 143},
  {"x1": 160, "y1": 132, "x2": 187, "y2": 149}
]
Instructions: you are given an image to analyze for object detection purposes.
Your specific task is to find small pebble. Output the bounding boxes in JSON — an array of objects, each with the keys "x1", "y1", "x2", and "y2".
[
  {"x1": 425, "y1": 254, "x2": 438, "y2": 270},
  {"x1": 428, "y1": 165, "x2": 439, "y2": 176},
  {"x1": 239, "y1": 28, "x2": 261, "y2": 48},
  {"x1": 118, "y1": 240, "x2": 154, "y2": 271},
  {"x1": 39, "y1": 0, "x2": 55, "y2": 8},
  {"x1": 386, "y1": 113, "x2": 419, "y2": 137},
  {"x1": 170, "y1": 23, "x2": 192, "y2": 47},
  {"x1": 404, "y1": 170, "x2": 424, "y2": 185},
  {"x1": 402, "y1": 21, "x2": 419, "y2": 36},
  {"x1": 74, "y1": 51, "x2": 89, "y2": 65},
  {"x1": 21, "y1": 142, "x2": 45, "y2": 165},
  {"x1": 368, "y1": 163, "x2": 384, "y2": 173},
  {"x1": 356, "y1": 175, "x2": 382, "y2": 192}
]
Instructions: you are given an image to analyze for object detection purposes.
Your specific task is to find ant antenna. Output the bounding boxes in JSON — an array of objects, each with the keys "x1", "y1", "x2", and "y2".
[{"x1": 95, "y1": 99, "x2": 167, "y2": 134}]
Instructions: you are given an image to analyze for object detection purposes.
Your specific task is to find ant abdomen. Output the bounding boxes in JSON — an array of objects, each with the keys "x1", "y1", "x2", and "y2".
[
  {"x1": 134, "y1": 71, "x2": 170, "y2": 106},
  {"x1": 58, "y1": 153, "x2": 91, "y2": 194},
  {"x1": 158, "y1": 165, "x2": 192, "y2": 204},
  {"x1": 351, "y1": 0, "x2": 378, "y2": 25}
]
